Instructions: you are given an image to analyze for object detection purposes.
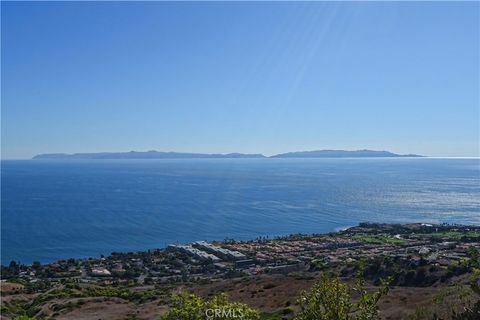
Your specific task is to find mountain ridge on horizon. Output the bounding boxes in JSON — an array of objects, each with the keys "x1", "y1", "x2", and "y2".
[{"x1": 32, "y1": 149, "x2": 423, "y2": 159}]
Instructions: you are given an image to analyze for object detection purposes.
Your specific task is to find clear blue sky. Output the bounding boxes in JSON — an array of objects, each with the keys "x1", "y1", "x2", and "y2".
[{"x1": 2, "y1": 1, "x2": 479, "y2": 159}]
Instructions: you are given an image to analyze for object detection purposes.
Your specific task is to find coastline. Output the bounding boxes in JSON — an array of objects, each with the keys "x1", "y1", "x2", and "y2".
[
  {"x1": 2, "y1": 222, "x2": 480, "y2": 319},
  {"x1": 3, "y1": 221, "x2": 479, "y2": 268},
  {"x1": 2, "y1": 220, "x2": 476, "y2": 267}
]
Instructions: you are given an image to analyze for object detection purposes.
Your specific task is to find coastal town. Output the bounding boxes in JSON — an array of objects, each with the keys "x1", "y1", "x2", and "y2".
[{"x1": 2, "y1": 222, "x2": 480, "y2": 319}]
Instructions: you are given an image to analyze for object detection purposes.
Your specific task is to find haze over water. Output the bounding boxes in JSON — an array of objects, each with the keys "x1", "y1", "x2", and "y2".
[{"x1": 2, "y1": 158, "x2": 479, "y2": 264}]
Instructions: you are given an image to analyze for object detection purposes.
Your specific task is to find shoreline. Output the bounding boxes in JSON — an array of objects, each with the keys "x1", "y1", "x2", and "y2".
[
  {"x1": 3, "y1": 221, "x2": 479, "y2": 268},
  {"x1": 2, "y1": 221, "x2": 480, "y2": 319},
  {"x1": 0, "y1": 222, "x2": 423, "y2": 266}
]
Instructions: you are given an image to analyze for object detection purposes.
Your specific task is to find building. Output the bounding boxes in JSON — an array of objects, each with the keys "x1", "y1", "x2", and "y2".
[
  {"x1": 91, "y1": 267, "x2": 111, "y2": 277},
  {"x1": 193, "y1": 241, "x2": 247, "y2": 260},
  {"x1": 168, "y1": 244, "x2": 221, "y2": 262}
]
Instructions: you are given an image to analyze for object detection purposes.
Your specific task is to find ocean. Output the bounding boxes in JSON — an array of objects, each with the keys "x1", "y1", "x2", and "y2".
[{"x1": 1, "y1": 158, "x2": 479, "y2": 264}]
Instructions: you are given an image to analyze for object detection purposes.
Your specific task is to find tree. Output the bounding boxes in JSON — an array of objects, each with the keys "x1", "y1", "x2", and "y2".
[
  {"x1": 295, "y1": 272, "x2": 390, "y2": 320},
  {"x1": 161, "y1": 292, "x2": 260, "y2": 320},
  {"x1": 467, "y1": 247, "x2": 480, "y2": 268},
  {"x1": 353, "y1": 269, "x2": 391, "y2": 320},
  {"x1": 451, "y1": 269, "x2": 480, "y2": 319},
  {"x1": 296, "y1": 273, "x2": 351, "y2": 320},
  {"x1": 8, "y1": 260, "x2": 20, "y2": 276}
]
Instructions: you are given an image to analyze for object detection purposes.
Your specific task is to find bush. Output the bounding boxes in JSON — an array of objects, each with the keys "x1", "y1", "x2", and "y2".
[
  {"x1": 161, "y1": 292, "x2": 260, "y2": 320},
  {"x1": 295, "y1": 271, "x2": 390, "y2": 320}
]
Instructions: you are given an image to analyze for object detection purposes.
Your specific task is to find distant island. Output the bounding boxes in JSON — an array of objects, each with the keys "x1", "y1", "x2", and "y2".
[
  {"x1": 32, "y1": 151, "x2": 266, "y2": 160},
  {"x1": 32, "y1": 149, "x2": 423, "y2": 159},
  {"x1": 272, "y1": 150, "x2": 423, "y2": 158}
]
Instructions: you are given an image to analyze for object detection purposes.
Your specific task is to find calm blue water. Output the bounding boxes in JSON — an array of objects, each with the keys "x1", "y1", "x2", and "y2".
[{"x1": 2, "y1": 158, "x2": 479, "y2": 264}]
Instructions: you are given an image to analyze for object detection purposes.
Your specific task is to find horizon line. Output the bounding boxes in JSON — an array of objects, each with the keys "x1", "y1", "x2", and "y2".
[{"x1": 3, "y1": 149, "x2": 480, "y2": 160}]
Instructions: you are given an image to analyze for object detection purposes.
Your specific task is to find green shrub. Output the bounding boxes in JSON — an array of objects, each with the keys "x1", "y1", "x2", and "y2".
[
  {"x1": 161, "y1": 292, "x2": 260, "y2": 320},
  {"x1": 295, "y1": 271, "x2": 390, "y2": 320}
]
